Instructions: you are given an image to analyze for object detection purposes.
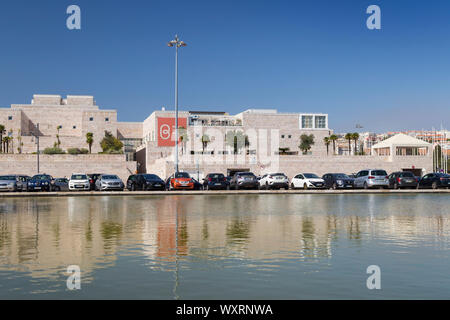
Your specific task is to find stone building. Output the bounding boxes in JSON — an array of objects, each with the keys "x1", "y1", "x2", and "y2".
[{"x1": 0, "y1": 94, "x2": 142, "y2": 157}]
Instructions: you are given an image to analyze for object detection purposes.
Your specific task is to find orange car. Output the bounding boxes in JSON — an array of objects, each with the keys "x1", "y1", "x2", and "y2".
[{"x1": 166, "y1": 172, "x2": 194, "y2": 190}]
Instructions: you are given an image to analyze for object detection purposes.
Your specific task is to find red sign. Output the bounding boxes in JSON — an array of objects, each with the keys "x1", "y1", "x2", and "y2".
[{"x1": 157, "y1": 117, "x2": 187, "y2": 147}]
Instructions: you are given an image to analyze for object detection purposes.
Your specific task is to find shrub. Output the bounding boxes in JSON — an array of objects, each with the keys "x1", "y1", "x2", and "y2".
[
  {"x1": 68, "y1": 148, "x2": 90, "y2": 155},
  {"x1": 100, "y1": 131, "x2": 123, "y2": 153},
  {"x1": 43, "y1": 147, "x2": 66, "y2": 155}
]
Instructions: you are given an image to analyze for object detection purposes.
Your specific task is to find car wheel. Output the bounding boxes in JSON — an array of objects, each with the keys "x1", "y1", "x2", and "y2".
[
  {"x1": 265, "y1": 183, "x2": 269, "y2": 190},
  {"x1": 291, "y1": 183, "x2": 295, "y2": 190},
  {"x1": 131, "y1": 184, "x2": 136, "y2": 191},
  {"x1": 332, "y1": 183, "x2": 337, "y2": 190},
  {"x1": 432, "y1": 182, "x2": 438, "y2": 190},
  {"x1": 364, "y1": 182, "x2": 369, "y2": 190},
  {"x1": 394, "y1": 183, "x2": 399, "y2": 190},
  {"x1": 303, "y1": 184, "x2": 308, "y2": 190},
  {"x1": 54, "y1": 186, "x2": 61, "y2": 192}
]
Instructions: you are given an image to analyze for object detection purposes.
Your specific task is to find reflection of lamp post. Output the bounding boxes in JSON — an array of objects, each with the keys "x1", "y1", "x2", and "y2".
[
  {"x1": 168, "y1": 35, "x2": 187, "y2": 173},
  {"x1": 31, "y1": 123, "x2": 40, "y2": 173}
]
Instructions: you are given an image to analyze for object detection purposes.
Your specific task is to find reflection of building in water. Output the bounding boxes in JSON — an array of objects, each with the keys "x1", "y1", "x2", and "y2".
[{"x1": 0, "y1": 195, "x2": 449, "y2": 281}]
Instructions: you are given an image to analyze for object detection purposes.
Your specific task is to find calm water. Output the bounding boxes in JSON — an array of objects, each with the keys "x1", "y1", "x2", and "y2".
[{"x1": 0, "y1": 194, "x2": 449, "y2": 300}]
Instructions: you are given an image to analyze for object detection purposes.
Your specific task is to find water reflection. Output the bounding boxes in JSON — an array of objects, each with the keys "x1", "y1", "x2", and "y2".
[{"x1": 0, "y1": 194, "x2": 449, "y2": 299}]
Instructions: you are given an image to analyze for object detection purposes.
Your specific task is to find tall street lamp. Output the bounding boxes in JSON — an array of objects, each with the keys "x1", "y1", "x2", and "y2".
[
  {"x1": 168, "y1": 35, "x2": 187, "y2": 173},
  {"x1": 31, "y1": 123, "x2": 40, "y2": 173}
]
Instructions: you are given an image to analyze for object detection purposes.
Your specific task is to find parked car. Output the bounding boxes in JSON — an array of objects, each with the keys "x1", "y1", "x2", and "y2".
[
  {"x1": 230, "y1": 172, "x2": 259, "y2": 190},
  {"x1": 165, "y1": 172, "x2": 194, "y2": 191},
  {"x1": 291, "y1": 173, "x2": 325, "y2": 190},
  {"x1": 388, "y1": 171, "x2": 419, "y2": 189},
  {"x1": 259, "y1": 173, "x2": 289, "y2": 190},
  {"x1": 0, "y1": 175, "x2": 24, "y2": 192},
  {"x1": 16, "y1": 175, "x2": 31, "y2": 191},
  {"x1": 26, "y1": 174, "x2": 54, "y2": 192},
  {"x1": 203, "y1": 173, "x2": 229, "y2": 190},
  {"x1": 322, "y1": 173, "x2": 354, "y2": 189},
  {"x1": 52, "y1": 178, "x2": 69, "y2": 191},
  {"x1": 353, "y1": 169, "x2": 389, "y2": 189},
  {"x1": 418, "y1": 173, "x2": 450, "y2": 189},
  {"x1": 69, "y1": 173, "x2": 91, "y2": 191},
  {"x1": 87, "y1": 173, "x2": 102, "y2": 191},
  {"x1": 95, "y1": 174, "x2": 124, "y2": 191},
  {"x1": 127, "y1": 174, "x2": 165, "y2": 191}
]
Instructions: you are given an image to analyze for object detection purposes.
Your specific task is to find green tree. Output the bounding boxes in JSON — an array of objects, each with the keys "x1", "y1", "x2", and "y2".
[
  {"x1": 100, "y1": 131, "x2": 123, "y2": 154},
  {"x1": 323, "y1": 137, "x2": 330, "y2": 155},
  {"x1": 352, "y1": 132, "x2": 360, "y2": 155},
  {"x1": 2, "y1": 137, "x2": 12, "y2": 154},
  {"x1": 178, "y1": 127, "x2": 189, "y2": 155},
  {"x1": 299, "y1": 134, "x2": 315, "y2": 155},
  {"x1": 345, "y1": 133, "x2": 353, "y2": 155},
  {"x1": 329, "y1": 134, "x2": 338, "y2": 155},
  {"x1": 86, "y1": 132, "x2": 94, "y2": 153},
  {"x1": 201, "y1": 134, "x2": 210, "y2": 153},
  {"x1": 225, "y1": 130, "x2": 249, "y2": 154}
]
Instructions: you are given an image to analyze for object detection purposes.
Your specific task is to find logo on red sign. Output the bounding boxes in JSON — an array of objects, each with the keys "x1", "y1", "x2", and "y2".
[{"x1": 157, "y1": 117, "x2": 187, "y2": 147}]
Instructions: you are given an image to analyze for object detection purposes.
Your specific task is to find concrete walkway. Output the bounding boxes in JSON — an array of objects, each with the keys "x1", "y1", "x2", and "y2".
[{"x1": 0, "y1": 189, "x2": 448, "y2": 198}]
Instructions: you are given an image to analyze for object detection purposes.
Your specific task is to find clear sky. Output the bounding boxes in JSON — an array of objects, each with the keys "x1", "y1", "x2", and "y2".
[{"x1": 0, "y1": 0, "x2": 449, "y2": 132}]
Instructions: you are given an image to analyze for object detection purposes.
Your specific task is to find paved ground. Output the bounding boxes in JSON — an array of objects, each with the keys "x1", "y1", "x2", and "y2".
[{"x1": 0, "y1": 189, "x2": 449, "y2": 198}]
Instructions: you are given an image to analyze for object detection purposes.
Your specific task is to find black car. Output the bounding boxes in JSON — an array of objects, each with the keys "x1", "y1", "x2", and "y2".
[
  {"x1": 322, "y1": 173, "x2": 354, "y2": 189},
  {"x1": 192, "y1": 178, "x2": 204, "y2": 190},
  {"x1": 88, "y1": 173, "x2": 102, "y2": 191},
  {"x1": 127, "y1": 174, "x2": 165, "y2": 191},
  {"x1": 230, "y1": 172, "x2": 259, "y2": 190},
  {"x1": 203, "y1": 173, "x2": 229, "y2": 190},
  {"x1": 418, "y1": 173, "x2": 450, "y2": 189},
  {"x1": 27, "y1": 174, "x2": 54, "y2": 192},
  {"x1": 388, "y1": 171, "x2": 419, "y2": 189}
]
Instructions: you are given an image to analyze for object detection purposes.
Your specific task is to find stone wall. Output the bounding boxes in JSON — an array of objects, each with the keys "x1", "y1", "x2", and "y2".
[{"x1": 0, "y1": 154, "x2": 136, "y2": 182}]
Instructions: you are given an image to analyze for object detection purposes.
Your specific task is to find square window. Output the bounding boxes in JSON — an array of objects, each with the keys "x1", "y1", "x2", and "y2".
[
  {"x1": 301, "y1": 116, "x2": 313, "y2": 129},
  {"x1": 8, "y1": 116, "x2": 12, "y2": 120},
  {"x1": 89, "y1": 117, "x2": 94, "y2": 121},
  {"x1": 288, "y1": 135, "x2": 292, "y2": 139},
  {"x1": 73, "y1": 126, "x2": 77, "y2": 129},
  {"x1": 281, "y1": 135, "x2": 285, "y2": 139},
  {"x1": 105, "y1": 118, "x2": 109, "y2": 122},
  {"x1": 315, "y1": 116, "x2": 326, "y2": 129}
]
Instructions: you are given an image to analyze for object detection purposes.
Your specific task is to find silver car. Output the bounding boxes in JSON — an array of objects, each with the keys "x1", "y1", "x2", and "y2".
[
  {"x1": 95, "y1": 174, "x2": 124, "y2": 191},
  {"x1": 0, "y1": 175, "x2": 29, "y2": 192},
  {"x1": 354, "y1": 169, "x2": 389, "y2": 189}
]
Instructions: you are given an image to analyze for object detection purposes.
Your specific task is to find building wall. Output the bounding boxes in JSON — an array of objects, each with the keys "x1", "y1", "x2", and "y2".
[{"x1": 0, "y1": 154, "x2": 136, "y2": 182}]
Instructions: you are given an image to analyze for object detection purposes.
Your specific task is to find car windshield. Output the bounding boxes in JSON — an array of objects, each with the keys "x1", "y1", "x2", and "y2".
[
  {"x1": 56, "y1": 179, "x2": 68, "y2": 182},
  {"x1": 238, "y1": 173, "x2": 255, "y2": 177},
  {"x1": 33, "y1": 175, "x2": 51, "y2": 180},
  {"x1": 371, "y1": 170, "x2": 387, "y2": 176},
  {"x1": 174, "y1": 172, "x2": 190, "y2": 178},
  {"x1": 334, "y1": 174, "x2": 349, "y2": 179},
  {"x1": 304, "y1": 174, "x2": 319, "y2": 179},
  {"x1": 143, "y1": 174, "x2": 161, "y2": 180},
  {"x1": 209, "y1": 174, "x2": 225, "y2": 179},
  {"x1": 400, "y1": 172, "x2": 414, "y2": 177},
  {"x1": 102, "y1": 175, "x2": 118, "y2": 180},
  {"x1": 71, "y1": 174, "x2": 87, "y2": 180},
  {"x1": 0, "y1": 176, "x2": 16, "y2": 180}
]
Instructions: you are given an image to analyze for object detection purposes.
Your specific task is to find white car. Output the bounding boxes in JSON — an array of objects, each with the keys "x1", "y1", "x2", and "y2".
[
  {"x1": 291, "y1": 173, "x2": 326, "y2": 190},
  {"x1": 259, "y1": 173, "x2": 290, "y2": 190},
  {"x1": 69, "y1": 173, "x2": 91, "y2": 191}
]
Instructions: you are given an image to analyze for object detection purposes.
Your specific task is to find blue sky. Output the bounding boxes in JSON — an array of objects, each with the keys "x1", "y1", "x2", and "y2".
[{"x1": 0, "y1": 0, "x2": 449, "y2": 132}]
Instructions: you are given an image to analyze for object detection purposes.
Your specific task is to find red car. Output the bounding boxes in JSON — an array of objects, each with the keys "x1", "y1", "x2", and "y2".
[{"x1": 166, "y1": 172, "x2": 194, "y2": 190}]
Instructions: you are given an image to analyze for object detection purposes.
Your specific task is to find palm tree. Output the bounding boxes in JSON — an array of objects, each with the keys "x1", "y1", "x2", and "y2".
[
  {"x1": 201, "y1": 134, "x2": 210, "y2": 153},
  {"x1": 2, "y1": 137, "x2": 12, "y2": 154},
  {"x1": 0, "y1": 125, "x2": 5, "y2": 153},
  {"x1": 225, "y1": 131, "x2": 249, "y2": 154},
  {"x1": 345, "y1": 133, "x2": 353, "y2": 155},
  {"x1": 329, "y1": 134, "x2": 338, "y2": 155},
  {"x1": 86, "y1": 132, "x2": 94, "y2": 153},
  {"x1": 323, "y1": 137, "x2": 330, "y2": 155},
  {"x1": 178, "y1": 127, "x2": 189, "y2": 155},
  {"x1": 352, "y1": 132, "x2": 360, "y2": 155},
  {"x1": 56, "y1": 125, "x2": 62, "y2": 148}
]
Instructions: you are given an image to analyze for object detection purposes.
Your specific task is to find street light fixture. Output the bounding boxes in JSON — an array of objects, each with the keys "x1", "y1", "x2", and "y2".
[{"x1": 168, "y1": 35, "x2": 187, "y2": 173}]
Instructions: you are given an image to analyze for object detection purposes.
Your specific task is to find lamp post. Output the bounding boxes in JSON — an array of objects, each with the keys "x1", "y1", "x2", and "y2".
[{"x1": 168, "y1": 35, "x2": 187, "y2": 173}]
